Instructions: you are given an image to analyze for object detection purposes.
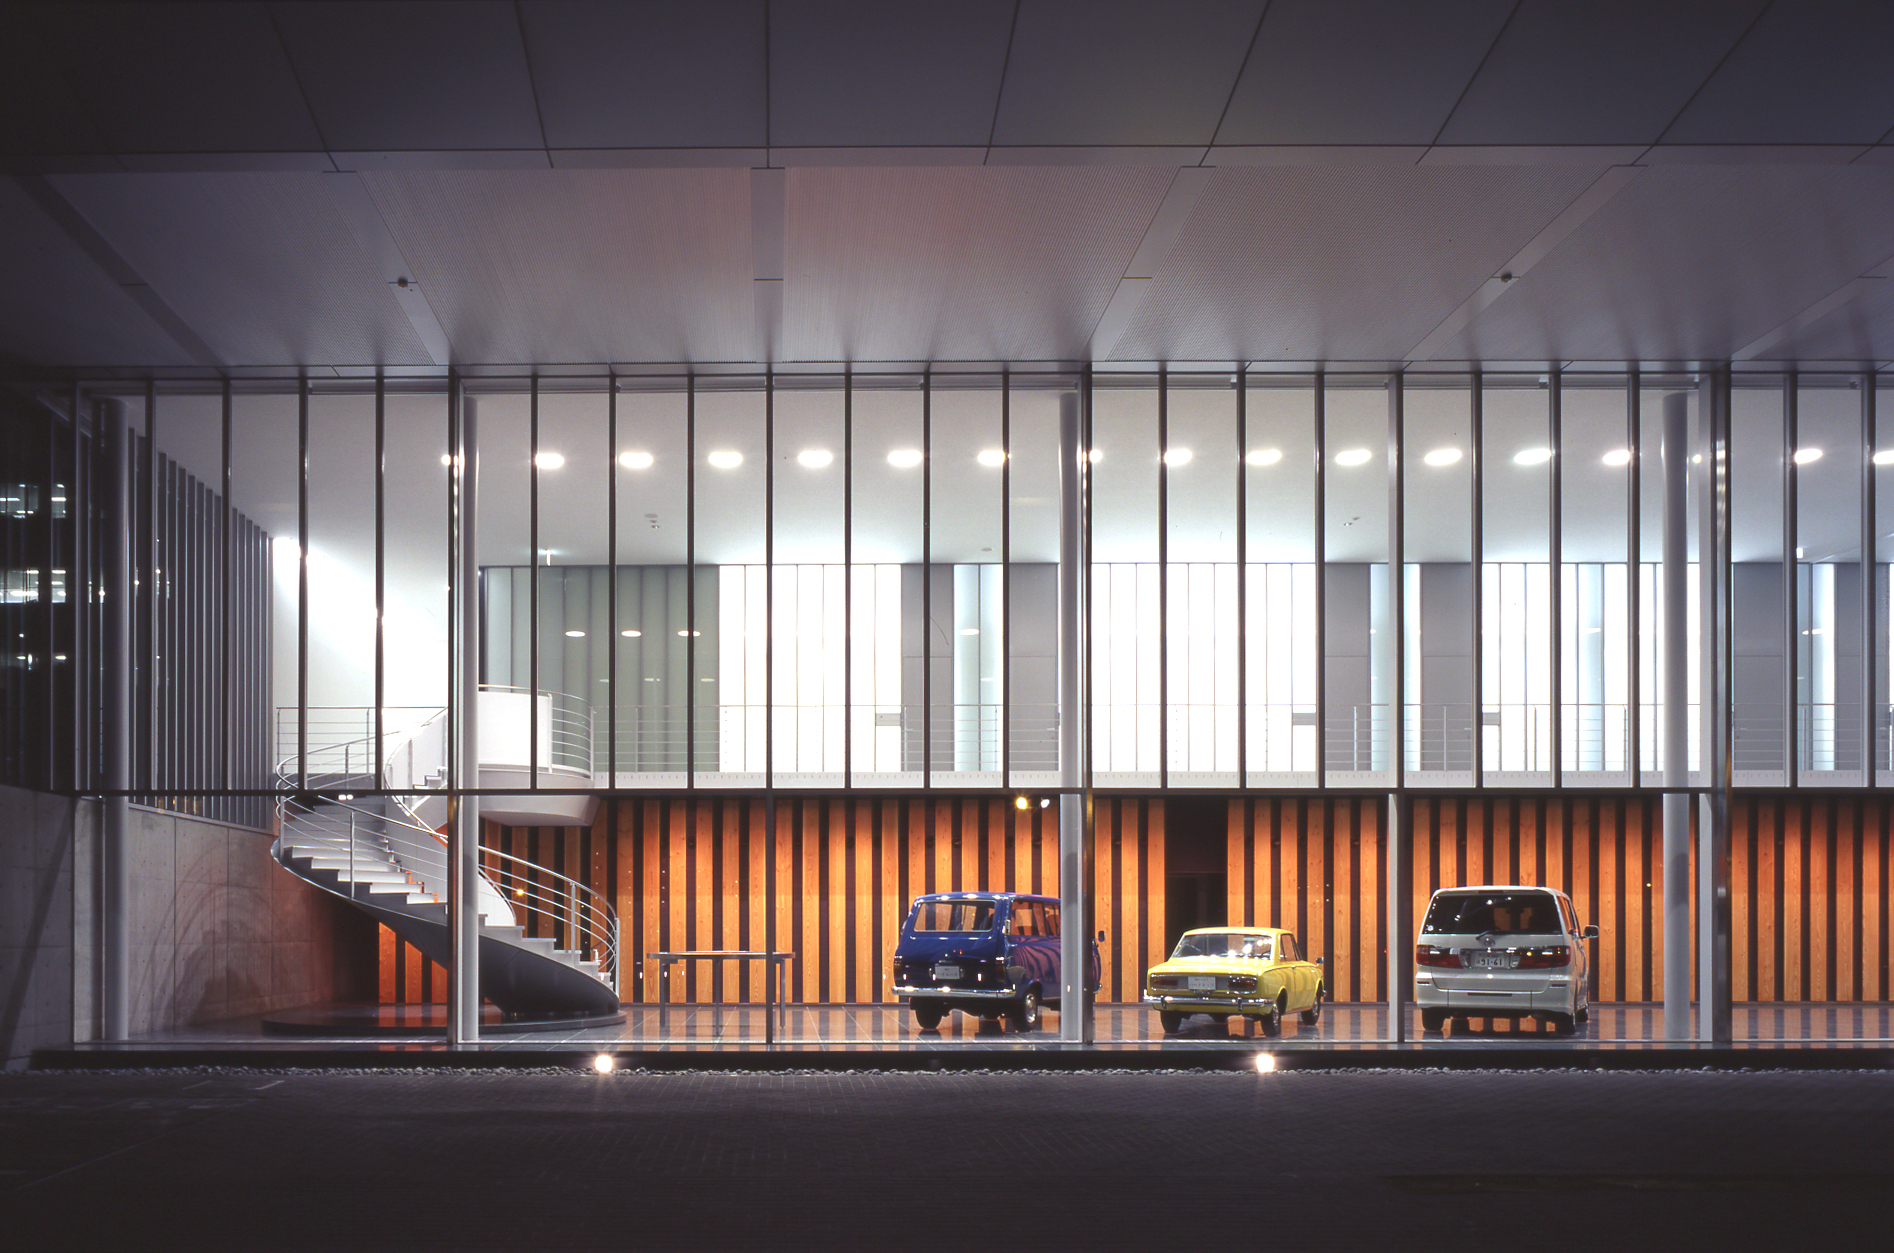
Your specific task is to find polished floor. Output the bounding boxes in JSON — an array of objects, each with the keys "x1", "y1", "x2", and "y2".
[
  {"x1": 65, "y1": 1000, "x2": 1894, "y2": 1055},
  {"x1": 4, "y1": 1066, "x2": 1893, "y2": 1251}
]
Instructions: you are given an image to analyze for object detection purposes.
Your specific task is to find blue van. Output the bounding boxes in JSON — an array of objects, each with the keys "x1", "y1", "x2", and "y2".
[{"x1": 890, "y1": 891, "x2": 1100, "y2": 1031}]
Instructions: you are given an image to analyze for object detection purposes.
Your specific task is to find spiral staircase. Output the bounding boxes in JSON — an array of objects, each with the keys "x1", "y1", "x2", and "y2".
[{"x1": 272, "y1": 704, "x2": 621, "y2": 1021}]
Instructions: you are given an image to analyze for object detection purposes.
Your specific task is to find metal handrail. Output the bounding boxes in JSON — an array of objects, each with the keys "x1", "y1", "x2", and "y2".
[{"x1": 272, "y1": 704, "x2": 620, "y2": 990}]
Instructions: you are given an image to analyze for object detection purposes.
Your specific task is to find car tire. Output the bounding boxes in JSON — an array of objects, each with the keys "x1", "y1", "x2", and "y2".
[
  {"x1": 1420, "y1": 1008, "x2": 1446, "y2": 1032},
  {"x1": 1259, "y1": 1001, "x2": 1281, "y2": 1037},
  {"x1": 1547, "y1": 1011, "x2": 1576, "y2": 1035},
  {"x1": 1300, "y1": 986, "x2": 1324, "y2": 1026},
  {"x1": 1008, "y1": 987, "x2": 1041, "y2": 1033},
  {"x1": 913, "y1": 1000, "x2": 943, "y2": 1030},
  {"x1": 1159, "y1": 1010, "x2": 1184, "y2": 1033},
  {"x1": 1576, "y1": 1004, "x2": 1590, "y2": 1024}
]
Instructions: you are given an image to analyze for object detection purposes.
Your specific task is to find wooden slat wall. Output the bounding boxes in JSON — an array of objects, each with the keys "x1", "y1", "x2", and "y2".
[{"x1": 372, "y1": 792, "x2": 1894, "y2": 1006}]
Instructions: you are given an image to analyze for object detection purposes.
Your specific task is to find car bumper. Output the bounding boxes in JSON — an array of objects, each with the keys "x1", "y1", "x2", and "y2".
[
  {"x1": 893, "y1": 985, "x2": 1016, "y2": 1000},
  {"x1": 1414, "y1": 976, "x2": 1576, "y2": 1015},
  {"x1": 1142, "y1": 992, "x2": 1275, "y2": 1013}
]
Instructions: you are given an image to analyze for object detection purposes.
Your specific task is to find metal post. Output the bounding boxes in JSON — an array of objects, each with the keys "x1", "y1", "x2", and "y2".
[
  {"x1": 1386, "y1": 791, "x2": 1409, "y2": 1043},
  {"x1": 449, "y1": 384, "x2": 482, "y2": 1045},
  {"x1": 1057, "y1": 390, "x2": 1091, "y2": 1043},
  {"x1": 1661, "y1": 390, "x2": 1691, "y2": 1039},
  {"x1": 1387, "y1": 374, "x2": 1407, "y2": 1042},
  {"x1": 1699, "y1": 370, "x2": 1733, "y2": 1044},
  {"x1": 103, "y1": 400, "x2": 132, "y2": 1040}
]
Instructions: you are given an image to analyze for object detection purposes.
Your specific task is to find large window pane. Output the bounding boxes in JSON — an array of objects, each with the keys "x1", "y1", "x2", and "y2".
[
  {"x1": 1730, "y1": 378, "x2": 1786, "y2": 784},
  {"x1": 697, "y1": 381, "x2": 767, "y2": 786},
  {"x1": 1242, "y1": 379, "x2": 1317, "y2": 784},
  {"x1": 1482, "y1": 376, "x2": 1554, "y2": 783},
  {"x1": 1166, "y1": 374, "x2": 1237, "y2": 785},
  {"x1": 1558, "y1": 377, "x2": 1631, "y2": 783},
  {"x1": 848, "y1": 376, "x2": 922, "y2": 786},
  {"x1": 1795, "y1": 376, "x2": 1864, "y2": 780},
  {"x1": 1403, "y1": 377, "x2": 1473, "y2": 784},
  {"x1": 1090, "y1": 377, "x2": 1160, "y2": 784},
  {"x1": 1324, "y1": 378, "x2": 1390, "y2": 782}
]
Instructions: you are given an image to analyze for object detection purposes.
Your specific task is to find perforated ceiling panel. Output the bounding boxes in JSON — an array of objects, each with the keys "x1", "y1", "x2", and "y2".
[
  {"x1": 49, "y1": 172, "x2": 429, "y2": 367},
  {"x1": 362, "y1": 169, "x2": 756, "y2": 364},
  {"x1": 1112, "y1": 163, "x2": 1602, "y2": 363},
  {"x1": 782, "y1": 165, "x2": 1176, "y2": 362},
  {"x1": 1433, "y1": 165, "x2": 1894, "y2": 364}
]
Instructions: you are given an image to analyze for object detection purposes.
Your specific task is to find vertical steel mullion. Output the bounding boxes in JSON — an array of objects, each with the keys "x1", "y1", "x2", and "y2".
[
  {"x1": 373, "y1": 374, "x2": 385, "y2": 788},
  {"x1": 1548, "y1": 370, "x2": 1563, "y2": 787},
  {"x1": 1471, "y1": 371, "x2": 1484, "y2": 787},
  {"x1": 1314, "y1": 373, "x2": 1326, "y2": 788},
  {"x1": 141, "y1": 379, "x2": 155, "y2": 798},
  {"x1": 844, "y1": 368, "x2": 853, "y2": 789},
  {"x1": 1864, "y1": 372, "x2": 1878, "y2": 781},
  {"x1": 1785, "y1": 372, "x2": 1799, "y2": 782},
  {"x1": 38, "y1": 387, "x2": 57, "y2": 793},
  {"x1": 296, "y1": 377, "x2": 310, "y2": 793},
  {"x1": 530, "y1": 375, "x2": 540, "y2": 788},
  {"x1": 221, "y1": 380, "x2": 234, "y2": 798},
  {"x1": 607, "y1": 374, "x2": 618, "y2": 783},
  {"x1": 1235, "y1": 369, "x2": 1247, "y2": 787},
  {"x1": 1083, "y1": 365, "x2": 1095, "y2": 799},
  {"x1": 1628, "y1": 371, "x2": 1641, "y2": 784},
  {"x1": 766, "y1": 369, "x2": 775, "y2": 789},
  {"x1": 1157, "y1": 365, "x2": 1168, "y2": 789},
  {"x1": 686, "y1": 375, "x2": 696, "y2": 788},
  {"x1": 1390, "y1": 372, "x2": 1404, "y2": 790},
  {"x1": 922, "y1": 369, "x2": 931, "y2": 786},
  {"x1": 1001, "y1": 369, "x2": 1010, "y2": 786},
  {"x1": 69, "y1": 381, "x2": 84, "y2": 793}
]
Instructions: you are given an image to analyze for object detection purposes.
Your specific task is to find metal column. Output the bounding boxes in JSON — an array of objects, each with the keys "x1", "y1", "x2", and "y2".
[
  {"x1": 1660, "y1": 391, "x2": 1691, "y2": 1039},
  {"x1": 1057, "y1": 390, "x2": 1092, "y2": 1044},
  {"x1": 103, "y1": 400, "x2": 132, "y2": 1040},
  {"x1": 448, "y1": 386, "x2": 482, "y2": 1045},
  {"x1": 1386, "y1": 375, "x2": 1408, "y2": 1043},
  {"x1": 1698, "y1": 371, "x2": 1733, "y2": 1043}
]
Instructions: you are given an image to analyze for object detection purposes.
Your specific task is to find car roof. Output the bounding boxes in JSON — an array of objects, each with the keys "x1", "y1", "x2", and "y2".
[
  {"x1": 1430, "y1": 885, "x2": 1565, "y2": 896},
  {"x1": 911, "y1": 891, "x2": 1050, "y2": 903}
]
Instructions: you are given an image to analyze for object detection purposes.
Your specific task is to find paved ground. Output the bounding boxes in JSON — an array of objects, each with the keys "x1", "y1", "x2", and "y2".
[{"x1": 2, "y1": 1066, "x2": 1891, "y2": 1251}]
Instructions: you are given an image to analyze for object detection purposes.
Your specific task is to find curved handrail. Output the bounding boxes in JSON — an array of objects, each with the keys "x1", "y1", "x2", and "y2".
[{"x1": 272, "y1": 701, "x2": 620, "y2": 990}]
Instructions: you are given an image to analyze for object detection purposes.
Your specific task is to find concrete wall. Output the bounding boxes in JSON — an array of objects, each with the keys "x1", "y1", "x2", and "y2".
[
  {"x1": 0, "y1": 785, "x2": 81, "y2": 1068},
  {"x1": 68, "y1": 803, "x2": 376, "y2": 1048}
]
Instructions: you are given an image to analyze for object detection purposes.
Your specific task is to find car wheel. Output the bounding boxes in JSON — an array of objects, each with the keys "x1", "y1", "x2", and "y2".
[
  {"x1": 1547, "y1": 1011, "x2": 1575, "y2": 1035},
  {"x1": 1008, "y1": 987, "x2": 1041, "y2": 1032},
  {"x1": 913, "y1": 1000, "x2": 944, "y2": 1029},
  {"x1": 1576, "y1": 1004, "x2": 1590, "y2": 1024},
  {"x1": 1259, "y1": 1001, "x2": 1282, "y2": 1037},
  {"x1": 1159, "y1": 1010, "x2": 1184, "y2": 1033},
  {"x1": 1300, "y1": 986, "x2": 1324, "y2": 1026},
  {"x1": 1420, "y1": 1007, "x2": 1446, "y2": 1032}
]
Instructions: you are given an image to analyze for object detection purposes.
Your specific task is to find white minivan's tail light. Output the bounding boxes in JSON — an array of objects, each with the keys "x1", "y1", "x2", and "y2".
[
  {"x1": 1516, "y1": 945, "x2": 1571, "y2": 969},
  {"x1": 1415, "y1": 943, "x2": 1463, "y2": 968}
]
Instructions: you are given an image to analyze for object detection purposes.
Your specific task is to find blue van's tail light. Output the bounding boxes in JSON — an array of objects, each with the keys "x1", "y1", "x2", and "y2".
[
  {"x1": 1516, "y1": 945, "x2": 1571, "y2": 969},
  {"x1": 1415, "y1": 944, "x2": 1462, "y2": 968}
]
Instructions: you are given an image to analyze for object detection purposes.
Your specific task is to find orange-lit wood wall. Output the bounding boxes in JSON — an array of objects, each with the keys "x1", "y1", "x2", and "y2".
[{"x1": 377, "y1": 792, "x2": 1892, "y2": 1005}]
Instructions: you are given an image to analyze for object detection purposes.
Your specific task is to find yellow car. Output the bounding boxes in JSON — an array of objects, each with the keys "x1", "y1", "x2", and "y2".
[{"x1": 1143, "y1": 927, "x2": 1325, "y2": 1036}]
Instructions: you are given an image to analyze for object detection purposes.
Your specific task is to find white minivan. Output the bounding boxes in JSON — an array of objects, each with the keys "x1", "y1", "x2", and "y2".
[{"x1": 1414, "y1": 885, "x2": 1598, "y2": 1035}]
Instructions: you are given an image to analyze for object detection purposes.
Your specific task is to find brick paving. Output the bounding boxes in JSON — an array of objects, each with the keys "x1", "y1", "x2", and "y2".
[{"x1": 3, "y1": 1067, "x2": 1893, "y2": 1250}]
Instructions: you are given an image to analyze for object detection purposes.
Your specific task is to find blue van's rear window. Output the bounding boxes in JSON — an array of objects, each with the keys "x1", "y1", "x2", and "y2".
[{"x1": 911, "y1": 901, "x2": 996, "y2": 932}]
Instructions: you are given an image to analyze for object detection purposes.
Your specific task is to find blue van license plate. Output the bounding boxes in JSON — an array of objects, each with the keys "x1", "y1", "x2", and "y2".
[{"x1": 935, "y1": 964, "x2": 962, "y2": 979}]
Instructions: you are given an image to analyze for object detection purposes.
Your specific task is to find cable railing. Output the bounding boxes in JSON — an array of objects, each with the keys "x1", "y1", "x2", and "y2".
[{"x1": 476, "y1": 685, "x2": 594, "y2": 775}]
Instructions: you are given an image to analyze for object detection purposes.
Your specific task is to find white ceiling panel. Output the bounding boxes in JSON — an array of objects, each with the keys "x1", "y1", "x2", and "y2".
[
  {"x1": 769, "y1": 0, "x2": 1013, "y2": 147},
  {"x1": 1436, "y1": 0, "x2": 1767, "y2": 146},
  {"x1": 1761, "y1": 279, "x2": 1894, "y2": 363},
  {"x1": 50, "y1": 172, "x2": 431, "y2": 367},
  {"x1": 1663, "y1": 1, "x2": 1894, "y2": 145},
  {"x1": 1214, "y1": 0, "x2": 1511, "y2": 146},
  {"x1": 992, "y1": 0, "x2": 1263, "y2": 147},
  {"x1": 781, "y1": 165, "x2": 1176, "y2": 362},
  {"x1": 22, "y1": 1, "x2": 322, "y2": 154},
  {"x1": 0, "y1": 178, "x2": 195, "y2": 367},
  {"x1": 520, "y1": 0, "x2": 767, "y2": 150},
  {"x1": 362, "y1": 169, "x2": 756, "y2": 364},
  {"x1": 271, "y1": 0, "x2": 544, "y2": 151},
  {"x1": 1112, "y1": 164, "x2": 1602, "y2": 362},
  {"x1": 1432, "y1": 165, "x2": 1894, "y2": 363}
]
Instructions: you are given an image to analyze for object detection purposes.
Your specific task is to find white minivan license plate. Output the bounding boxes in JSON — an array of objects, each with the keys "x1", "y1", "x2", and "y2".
[
  {"x1": 1470, "y1": 951, "x2": 1508, "y2": 969},
  {"x1": 934, "y1": 964, "x2": 962, "y2": 979},
  {"x1": 1187, "y1": 976, "x2": 1216, "y2": 990}
]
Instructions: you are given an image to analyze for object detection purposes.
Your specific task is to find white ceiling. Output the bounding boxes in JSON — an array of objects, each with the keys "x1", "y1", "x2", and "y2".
[{"x1": 4, "y1": 0, "x2": 1894, "y2": 376}]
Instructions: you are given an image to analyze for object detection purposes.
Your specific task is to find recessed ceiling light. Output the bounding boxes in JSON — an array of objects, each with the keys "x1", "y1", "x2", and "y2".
[
  {"x1": 1423, "y1": 447, "x2": 1462, "y2": 467},
  {"x1": 564, "y1": 629, "x2": 585, "y2": 638},
  {"x1": 1513, "y1": 447, "x2": 1553, "y2": 465},
  {"x1": 977, "y1": 449, "x2": 1007, "y2": 467},
  {"x1": 1246, "y1": 448, "x2": 1283, "y2": 466},
  {"x1": 1087, "y1": 449, "x2": 1104, "y2": 463},
  {"x1": 620, "y1": 629, "x2": 641, "y2": 638},
  {"x1": 1793, "y1": 447, "x2": 1823, "y2": 465},
  {"x1": 1335, "y1": 448, "x2": 1372, "y2": 467},
  {"x1": 1875, "y1": 450, "x2": 1894, "y2": 466},
  {"x1": 1602, "y1": 448, "x2": 1633, "y2": 467},
  {"x1": 798, "y1": 448, "x2": 833, "y2": 468},
  {"x1": 677, "y1": 629, "x2": 702, "y2": 637},
  {"x1": 1162, "y1": 448, "x2": 1193, "y2": 466},
  {"x1": 959, "y1": 627, "x2": 980, "y2": 636},
  {"x1": 887, "y1": 448, "x2": 923, "y2": 468},
  {"x1": 707, "y1": 450, "x2": 742, "y2": 469},
  {"x1": 534, "y1": 451, "x2": 565, "y2": 470},
  {"x1": 618, "y1": 451, "x2": 654, "y2": 470}
]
